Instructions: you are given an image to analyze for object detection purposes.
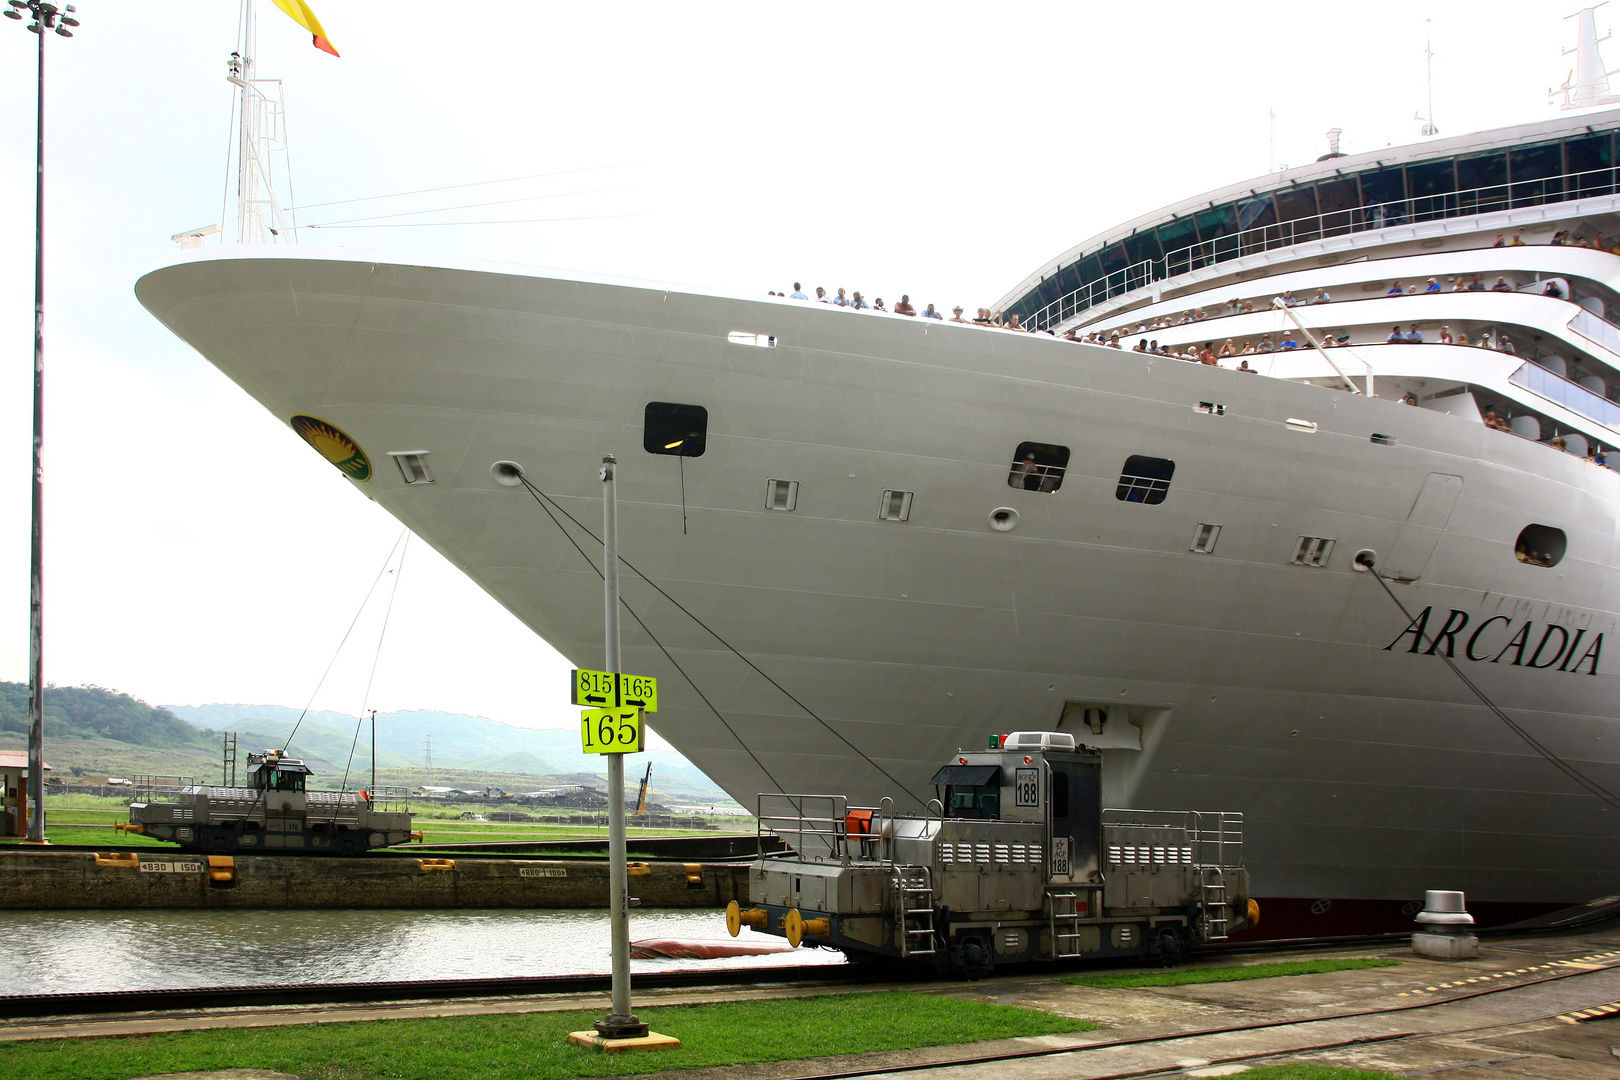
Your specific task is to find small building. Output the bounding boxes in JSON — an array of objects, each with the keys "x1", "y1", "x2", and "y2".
[{"x1": 0, "y1": 751, "x2": 50, "y2": 837}]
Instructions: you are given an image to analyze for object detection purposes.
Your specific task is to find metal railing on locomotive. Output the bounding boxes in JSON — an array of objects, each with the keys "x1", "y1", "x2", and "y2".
[
  {"x1": 1024, "y1": 165, "x2": 1620, "y2": 332},
  {"x1": 1102, "y1": 808, "x2": 1244, "y2": 940},
  {"x1": 756, "y1": 793, "x2": 910, "y2": 863},
  {"x1": 132, "y1": 775, "x2": 198, "y2": 802}
]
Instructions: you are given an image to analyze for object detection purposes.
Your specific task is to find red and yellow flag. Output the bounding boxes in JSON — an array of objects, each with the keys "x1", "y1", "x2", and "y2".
[{"x1": 271, "y1": 0, "x2": 339, "y2": 57}]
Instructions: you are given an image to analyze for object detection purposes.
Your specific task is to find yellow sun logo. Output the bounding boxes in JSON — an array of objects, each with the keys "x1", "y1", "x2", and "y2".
[{"x1": 289, "y1": 415, "x2": 370, "y2": 482}]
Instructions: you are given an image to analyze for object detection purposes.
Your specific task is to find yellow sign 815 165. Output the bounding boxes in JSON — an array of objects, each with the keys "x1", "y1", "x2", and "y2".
[{"x1": 580, "y1": 708, "x2": 643, "y2": 754}]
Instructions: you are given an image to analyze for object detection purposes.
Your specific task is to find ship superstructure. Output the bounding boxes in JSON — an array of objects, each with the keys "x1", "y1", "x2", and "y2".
[{"x1": 132, "y1": 20, "x2": 1620, "y2": 934}]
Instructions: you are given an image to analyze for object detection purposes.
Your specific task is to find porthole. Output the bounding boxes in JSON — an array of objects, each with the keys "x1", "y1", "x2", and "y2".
[
  {"x1": 644, "y1": 402, "x2": 707, "y2": 457},
  {"x1": 1515, "y1": 524, "x2": 1566, "y2": 567},
  {"x1": 1008, "y1": 441, "x2": 1069, "y2": 492},
  {"x1": 1115, "y1": 455, "x2": 1175, "y2": 504},
  {"x1": 988, "y1": 507, "x2": 1019, "y2": 532}
]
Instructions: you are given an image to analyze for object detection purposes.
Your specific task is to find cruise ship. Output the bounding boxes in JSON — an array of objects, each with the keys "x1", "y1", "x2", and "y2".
[{"x1": 136, "y1": 27, "x2": 1620, "y2": 937}]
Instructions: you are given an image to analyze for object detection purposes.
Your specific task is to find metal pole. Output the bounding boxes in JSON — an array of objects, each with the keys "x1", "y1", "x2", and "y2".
[
  {"x1": 596, "y1": 454, "x2": 643, "y2": 1038},
  {"x1": 25, "y1": 9, "x2": 47, "y2": 845},
  {"x1": 370, "y1": 710, "x2": 376, "y2": 793}
]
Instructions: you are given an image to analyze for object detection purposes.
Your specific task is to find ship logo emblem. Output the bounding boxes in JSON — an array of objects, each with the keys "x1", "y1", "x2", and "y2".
[{"x1": 289, "y1": 415, "x2": 370, "y2": 482}]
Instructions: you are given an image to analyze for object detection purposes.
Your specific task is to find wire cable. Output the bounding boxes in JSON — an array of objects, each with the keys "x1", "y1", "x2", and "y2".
[
  {"x1": 515, "y1": 479, "x2": 786, "y2": 796},
  {"x1": 342, "y1": 536, "x2": 409, "y2": 794},
  {"x1": 1365, "y1": 563, "x2": 1620, "y2": 812},
  {"x1": 517, "y1": 475, "x2": 924, "y2": 807},
  {"x1": 281, "y1": 530, "x2": 408, "y2": 756},
  {"x1": 298, "y1": 186, "x2": 627, "y2": 229},
  {"x1": 289, "y1": 162, "x2": 634, "y2": 213},
  {"x1": 304, "y1": 213, "x2": 643, "y2": 230}
]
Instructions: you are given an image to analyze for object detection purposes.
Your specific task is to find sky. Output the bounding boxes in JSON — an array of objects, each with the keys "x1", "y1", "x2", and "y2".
[{"x1": 0, "y1": 1, "x2": 1604, "y2": 735}]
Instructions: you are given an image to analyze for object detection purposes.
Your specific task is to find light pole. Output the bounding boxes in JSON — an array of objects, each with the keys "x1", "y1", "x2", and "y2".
[{"x1": 4, "y1": 0, "x2": 78, "y2": 844}]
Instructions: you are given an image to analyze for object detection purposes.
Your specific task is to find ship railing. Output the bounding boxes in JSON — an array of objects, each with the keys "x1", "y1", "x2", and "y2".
[
  {"x1": 1023, "y1": 164, "x2": 1620, "y2": 332},
  {"x1": 1102, "y1": 808, "x2": 1243, "y2": 869},
  {"x1": 1509, "y1": 353, "x2": 1620, "y2": 433}
]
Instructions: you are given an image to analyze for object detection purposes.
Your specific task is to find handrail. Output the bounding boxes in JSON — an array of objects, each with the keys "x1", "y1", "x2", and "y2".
[
  {"x1": 1509, "y1": 359, "x2": 1620, "y2": 432},
  {"x1": 1024, "y1": 164, "x2": 1620, "y2": 331},
  {"x1": 1271, "y1": 297, "x2": 1366, "y2": 395}
]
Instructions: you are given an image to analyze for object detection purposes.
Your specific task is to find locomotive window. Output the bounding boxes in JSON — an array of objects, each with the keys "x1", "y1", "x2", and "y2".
[
  {"x1": 944, "y1": 783, "x2": 1000, "y2": 820},
  {"x1": 278, "y1": 771, "x2": 306, "y2": 793}
]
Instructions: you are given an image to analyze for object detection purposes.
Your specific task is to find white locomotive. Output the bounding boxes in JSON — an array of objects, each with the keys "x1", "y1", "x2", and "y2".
[
  {"x1": 128, "y1": 749, "x2": 420, "y2": 854},
  {"x1": 725, "y1": 732, "x2": 1255, "y2": 977}
]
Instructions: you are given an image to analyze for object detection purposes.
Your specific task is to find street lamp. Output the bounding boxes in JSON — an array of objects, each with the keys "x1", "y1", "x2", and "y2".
[{"x1": 4, "y1": 0, "x2": 79, "y2": 844}]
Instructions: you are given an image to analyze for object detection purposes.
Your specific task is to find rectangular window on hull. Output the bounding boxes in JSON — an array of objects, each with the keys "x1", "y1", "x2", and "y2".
[
  {"x1": 644, "y1": 402, "x2": 708, "y2": 457},
  {"x1": 1293, "y1": 536, "x2": 1335, "y2": 567},
  {"x1": 1115, "y1": 455, "x2": 1175, "y2": 504},
  {"x1": 1008, "y1": 441, "x2": 1070, "y2": 492}
]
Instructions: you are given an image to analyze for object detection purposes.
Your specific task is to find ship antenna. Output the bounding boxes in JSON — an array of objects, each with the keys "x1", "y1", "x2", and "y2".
[
  {"x1": 1557, "y1": 4, "x2": 1620, "y2": 109},
  {"x1": 1415, "y1": 21, "x2": 1439, "y2": 137}
]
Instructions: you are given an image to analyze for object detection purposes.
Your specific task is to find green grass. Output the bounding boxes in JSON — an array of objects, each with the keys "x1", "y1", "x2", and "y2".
[
  {"x1": 0, "y1": 991, "x2": 1095, "y2": 1080},
  {"x1": 1241, "y1": 1065, "x2": 1396, "y2": 1080},
  {"x1": 1064, "y1": 957, "x2": 1399, "y2": 989}
]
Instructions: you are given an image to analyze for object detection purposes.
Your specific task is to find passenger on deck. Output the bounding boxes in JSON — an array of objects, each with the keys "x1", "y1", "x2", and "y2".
[
  {"x1": 1279, "y1": 332, "x2": 1300, "y2": 350},
  {"x1": 1466, "y1": 274, "x2": 1486, "y2": 292},
  {"x1": 1310, "y1": 288, "x2": 1332, "y2": 304},
  {"x1": 850, "y1": 292, "x2": 869, "y2": 310},
  {"x1": 1278, "y1": 289, "x2": 1301, "y2": 307},
  {"x1": 1401, "y1": 393, "x2": 1419, "y2": 406},
  {"x1": 1439, "y1": 326, "x2": 1453, "y2": 344},
  {"x1": 1425, "y1": 278, "x2": 1442, "y2": 293},
  {"x1": 1458, "y1": 331, "x2": 1473, "y2": 347},
  {"x1": 1553, "y1": 436, "x2": 1569, "y2": 451},
  {"x1": 1551, "y1": 231, "x2": 1568, "y2": 246},
  {"x1": 1544, "y1": 280, "x2": 1565, "y2": 299},
  {"x1": 1108, "y1": 336, "x2": 1123, "y2": 349},
  {"x1": 1237, "y1": 360, "x2": 1257, "y2": 373},
  {"x1": 834, "y1": 288, "x2": 849, "y2": 306},
  {"x1": 1403, "y1": 325, "x2": 1425, "y2": 344},
  {"x1": 1387, "y1": 325, "x2": 1405, "y2": 344},
  {"x1": 1219, "y1": 339, "x2": 1237, "y2": 359},
  {"x1": 790, "y1": 283, "x2": 808, "y2": 300},
  {"x1": 990, "y1": 310, "x2": 1005, "y2": 326},
  {"x1": 923, "y1": 303, "x2": 942, "y2": 319},
  {"x1": 1479, "y1": 331, "x2": 1495, "y2": 350},
  {"x1": 1007, "y1": 314, "x2": 1025, "y2": 331},
  {"x1": 1258, "y1": 335, "x2": 1277, "y2": 353},
  {"x1": 1498, "y1": 333, "x2": 1516, "y2": 354},
  {"x1": 816, "y1": 287, "x2": 829, "y2": 302},
  {"x1": 1388, "y1": 281, "x2": 1405, "y2": 296},
  {"x1": 1493, "y1": 233, "x2": 1507, "y2": 248},
  {"x1": 894, "y1": 295, "x2": 916, "y2": 316},
  {"x1": 1134, "y1": 339, "x2": 1148, "y2": 352},
  {"x1": 1484, "y1": 411, "x2": 1506, "y2": 429},
  {"x1": 1241, "y1": 300, "x2": 1255, "y2": 314},
  {"x1": 1492, "y1": 276, "x2": 1513, "y2": 292},
  {"x1": 951, "y1": 306, "x2": 968, "y2": 323},
  {"x1": 1511, "y1": 231, "x2": 1526, "y2": 246},
  {"x1": 1241, "y1": 340, "x2": 1257, "y2": 355},
  {"x1": 1198, "y1": 342, "x2": 1218, "y2": 364},
  {"x1": 974, "y1": 308, "x2": 993, "y2": 325},
  {"x1": 873, "y1": 298, "x2": 886, "y2": 312}
]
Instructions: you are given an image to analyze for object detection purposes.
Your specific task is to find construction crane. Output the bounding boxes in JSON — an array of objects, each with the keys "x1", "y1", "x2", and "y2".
[{"x1": 632, "y1": 762, "x2": 653, "y2": 819}]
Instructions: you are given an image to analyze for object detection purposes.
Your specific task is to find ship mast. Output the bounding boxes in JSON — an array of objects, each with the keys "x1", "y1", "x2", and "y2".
[
  {"x1": 1558, "y1": 4, "x2": 1620, "y2": 110},
  {"x1": 225, "y1": 0, "x2": 295, "y2": 244}
]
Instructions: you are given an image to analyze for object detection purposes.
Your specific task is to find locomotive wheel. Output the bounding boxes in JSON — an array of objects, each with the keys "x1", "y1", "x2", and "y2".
[{"x1": 1151, "y1": 926, "x2": 1189, "y2": 967}]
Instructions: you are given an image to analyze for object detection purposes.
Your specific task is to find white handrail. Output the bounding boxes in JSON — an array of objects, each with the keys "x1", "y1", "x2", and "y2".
[{"x1": 1271, "y1": 298, "x2": 1370, "y2": 396}]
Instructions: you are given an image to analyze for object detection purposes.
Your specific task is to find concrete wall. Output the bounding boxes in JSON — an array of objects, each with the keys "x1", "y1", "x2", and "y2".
[{"x1": 0, "y1": 851, "x2": 750, "y2": 910}]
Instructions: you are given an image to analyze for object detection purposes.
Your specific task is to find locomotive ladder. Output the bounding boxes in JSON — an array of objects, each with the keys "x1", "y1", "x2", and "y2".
[
  {"x1": 892, "y1": 866, "x2": 937, "y2": 958},
  {"x1": 1046, "y1": 890, "x2": 1085, "y2": 958},
  {"x1": 1200, "y1": 869, "x2": 1230, "y2": 941}
]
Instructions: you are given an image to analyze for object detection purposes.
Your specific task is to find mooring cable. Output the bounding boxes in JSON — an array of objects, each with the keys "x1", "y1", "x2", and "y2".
[
  {"x1": 341, "y1": 536, "x2": 409, "y2": 796},
  {"x1": 1363, "y1": 557, "x2": 1620, "y2": 812},
  {"x1": 281, "y1": 529, "x2": 408, "y2": 757},
  {"x1": 514, "y1": 476, "x2": 787, "y2": 797},
  {"x1": 516, "y1": 473, "x2": 924, "y2": 807}
]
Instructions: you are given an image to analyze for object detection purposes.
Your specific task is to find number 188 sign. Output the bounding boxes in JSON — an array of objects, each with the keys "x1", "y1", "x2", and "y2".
[{"x1": 580, "y1": 707, "x2": 644, "y2": 754}]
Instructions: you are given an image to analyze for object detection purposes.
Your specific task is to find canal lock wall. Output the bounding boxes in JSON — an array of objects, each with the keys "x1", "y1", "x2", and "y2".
[{"x1": 0, "y1": 850, "x2": 751, "y2": 910}]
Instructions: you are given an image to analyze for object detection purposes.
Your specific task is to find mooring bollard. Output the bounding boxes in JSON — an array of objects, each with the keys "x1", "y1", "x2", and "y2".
[{"x1": 1412, "y1": 889, "x2": 1479, "y2": 959}]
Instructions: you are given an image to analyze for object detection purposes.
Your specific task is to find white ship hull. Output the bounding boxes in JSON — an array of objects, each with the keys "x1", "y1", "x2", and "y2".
[{"x1": 137, "y1": 248, "x2": 1620, "y2": 922}]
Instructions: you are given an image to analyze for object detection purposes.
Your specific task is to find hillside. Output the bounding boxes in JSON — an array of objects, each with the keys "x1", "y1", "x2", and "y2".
[
  {"x1": 165, "y1": 704, "x2": 729, "y2": 802},
  {"x1": 0, "y1": 684, "x2": 215, "y2": 751}
]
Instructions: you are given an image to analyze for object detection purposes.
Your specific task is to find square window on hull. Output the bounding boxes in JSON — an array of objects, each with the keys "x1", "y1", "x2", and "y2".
[
  {"x1": 1115, "y1": 455, "x2": 1175, "y2": 504},
  {"x1": 644, "y1": 402, "x2": 708, "y2": 457},
  {"x1": 1009, "y1": 441, "x2": 1070, "y2": 492}
]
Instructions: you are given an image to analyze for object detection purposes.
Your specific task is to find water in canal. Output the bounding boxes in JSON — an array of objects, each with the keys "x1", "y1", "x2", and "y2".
[{"x1": 2, "y1": 908, "x2": 843, "y2": 995}]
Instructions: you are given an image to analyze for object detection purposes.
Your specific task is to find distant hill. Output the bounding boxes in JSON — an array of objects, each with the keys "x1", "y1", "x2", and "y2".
[
  {"x1": 165, "y1": 704, "x2": 728, "y2": 800},
  {"x1": 0, "y1": 684, "x2": 215, "y2": 750}
]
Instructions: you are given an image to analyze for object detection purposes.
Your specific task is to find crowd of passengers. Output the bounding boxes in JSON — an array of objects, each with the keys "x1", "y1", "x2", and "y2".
[{"x1": 770, "y1": 283, "x2": 1048, "y2": 331}]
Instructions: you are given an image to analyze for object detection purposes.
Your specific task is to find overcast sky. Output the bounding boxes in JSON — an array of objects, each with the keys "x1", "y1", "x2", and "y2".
[{"x1": 0, "y1": 1, "x2": 1601, "y2": 733}]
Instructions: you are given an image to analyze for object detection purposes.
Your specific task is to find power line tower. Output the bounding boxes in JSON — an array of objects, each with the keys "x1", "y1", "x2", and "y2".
[
  {"x1": 423, "y1": 735, "x2": 433, "y2": 772},
  {"x1": 222, "y1": 732, "x2": 238, "y2": 787}
]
